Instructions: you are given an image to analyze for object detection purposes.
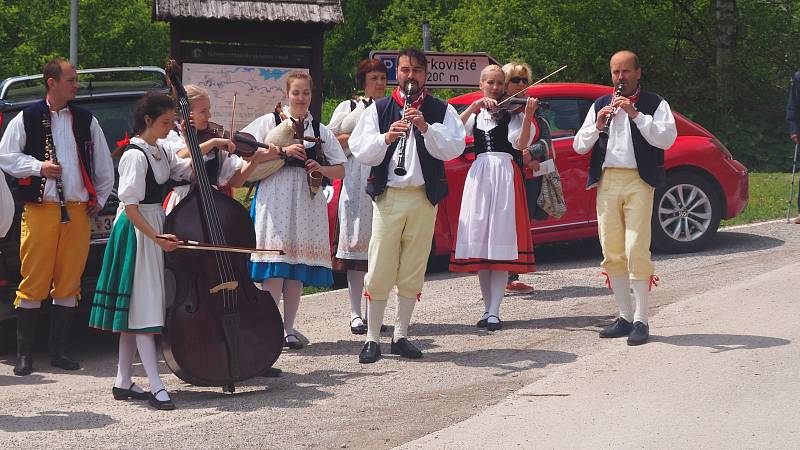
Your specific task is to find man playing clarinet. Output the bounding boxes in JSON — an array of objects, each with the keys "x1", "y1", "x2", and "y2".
[
  {"x1": 0, "y1": 58, "x2": 114, "y2": 375},
  {"x1": 573, "y1": 50, "x2": 677, "y2": 346},
  {"x1": 349, "y1": 48, "x2": 465, "y2": 363}
]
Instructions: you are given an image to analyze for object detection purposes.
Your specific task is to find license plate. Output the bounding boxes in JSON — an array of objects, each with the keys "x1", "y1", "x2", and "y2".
[{"x1": 91, "y1": 214, "x2": 115, "y2": 240}]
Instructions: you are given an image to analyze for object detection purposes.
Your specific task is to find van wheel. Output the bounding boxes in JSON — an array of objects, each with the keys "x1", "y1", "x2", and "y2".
[{"x1": 651, "y1": 172, "x2": 721, "y2": 253}]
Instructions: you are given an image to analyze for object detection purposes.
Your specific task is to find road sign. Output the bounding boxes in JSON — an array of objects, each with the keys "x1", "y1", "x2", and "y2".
[{"x1": 369, "y1": 50, "x2": 500, "y2": 88}]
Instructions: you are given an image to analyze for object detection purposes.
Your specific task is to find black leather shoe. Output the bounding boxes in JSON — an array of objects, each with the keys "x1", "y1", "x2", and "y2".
[
  {"x1": 260, "y1": 367, "x2": 283, "y2": 378},
  {"x1": 599, "y1": 317, "x2": 633, "y2": 338},
  {"x1": 485, "y1": 315, "x2": 503, "y2": 332},
  {"x1": 476, "y1": 312, "x2": 489, "y2": 328},
  {"x1": 627, "y1": 321, "x2": 650, "y2": 346},
  {"x1": 113, "y1": 383, "x2": 149, "y2": 400},
  {"x1": 51, "y1": 355, "x2": 80, "y2": 371},
  {"x1": 359, "y1": 341, "x2": 381, "y2": 364},
  {"x1": 149, "y1": 389, "x2": 176, "y2": 410},
  {"x1": 390, "y1": 338, "x2": 422, "y2": 359},
  {"x1": 284, "y1": 334, "x2": 304, "y2": 350},
  {"x1": 13, "y1": 355, "x2": 33, "y2": 376},
  {"x1": 350, "y1": 317, "x2": 367, "y2": 335}
]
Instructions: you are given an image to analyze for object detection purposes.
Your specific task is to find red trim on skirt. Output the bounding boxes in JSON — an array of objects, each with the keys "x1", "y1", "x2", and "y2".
[{"x1": 449, "y1": 165, "x2": 536, "y2": 274}]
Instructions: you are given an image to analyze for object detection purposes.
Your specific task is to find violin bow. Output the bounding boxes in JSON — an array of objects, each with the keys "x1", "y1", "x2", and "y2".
[
  {"x1": 156, "y1": 235, "x2": 284, "y2": 255},
  {"x1": 229, "y1": 93, "x2": 237, "y2": 133},
  {"x1": 495, "y1": 64, "x2": 569, "y2": 108}
]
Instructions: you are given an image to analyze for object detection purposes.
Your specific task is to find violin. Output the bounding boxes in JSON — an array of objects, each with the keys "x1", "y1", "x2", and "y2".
[{"x1": 196, "y1": 121, "x2": 265, "y2": 158}]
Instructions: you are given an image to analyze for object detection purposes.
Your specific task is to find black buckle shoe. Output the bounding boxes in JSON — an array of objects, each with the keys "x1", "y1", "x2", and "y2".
[
  {"x1": 283, "y1": 334, "x2": 304, "y2": 350},
  {"x1": 113, "y1": 382, "x2": 150, "y2": 400},
  {"x1": 149, "y1": 389, "x2": 176, "y2": 410},
  {"x1": 599, "y1": 317, "x2": 633, "y2": 338},
  {"x1": 485, "y1": 315, "x2": 503, "y2": 332},
  {"x1": 350, "y1": 316, "x2": 367, "y2": 335},
  {"x1": 390, "y1": 338, "x2": 422, "y2": 359},
  {"x1": 13, "y1": 354, "x2": 33, "y2": 376},
  {"x1": 359, "y1": 341, "x2": 381, "y2": 364},
  {"x1": 627, "y1": 321, "x2": 650, "y2": 346}
]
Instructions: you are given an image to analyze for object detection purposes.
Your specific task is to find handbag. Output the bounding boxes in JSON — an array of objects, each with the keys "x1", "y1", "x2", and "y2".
[{"x1": 536, "y1": 142, "x2": 567, "y2": 219}]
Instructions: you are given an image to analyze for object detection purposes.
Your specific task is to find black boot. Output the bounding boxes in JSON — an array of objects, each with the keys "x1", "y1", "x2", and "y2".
[
  {"x1": 49, "y1": 305, "x2": 81, "y2": 370},
  {"x1": 14, "y1": 308, "x2": 39, "y2": 376}
]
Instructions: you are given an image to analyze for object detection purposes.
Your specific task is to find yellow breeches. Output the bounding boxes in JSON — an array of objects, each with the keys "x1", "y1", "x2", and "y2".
[
  {"x1": 596, "y1": 168, "x2": 655, "y2": 280},
  {"x1": 365, "y1": 186, "x2": 437, "y2": 301},
  {"x1": 15, "y1": 202, "x2": 91, "y2": 306}
]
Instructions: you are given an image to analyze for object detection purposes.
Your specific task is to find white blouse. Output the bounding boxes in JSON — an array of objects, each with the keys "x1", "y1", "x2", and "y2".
[
  {"x1": 240, "y1": 111, "x2": 347, "y2": 167},
  {"x1": 159, "y1": 129, "x2": 244, "y2": 186},
  {"x1": 117, "y1": 137, "x2": 192, "y2": 205}
]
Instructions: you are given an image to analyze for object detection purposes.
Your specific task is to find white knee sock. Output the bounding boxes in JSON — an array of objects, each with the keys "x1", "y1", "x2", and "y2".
[
  {"x1": 631, "y1": 279, "x2": 649, "y2": 325},
  {"x1": 477, "y1": 270, "x2": 492, "y2": 317},
  {"x1": 18, "y1": 299, "x2": 42, "y2": 309},
  {"x1": 52, "y1": 297, "x2": 77, "y2": 307},
  {"x1": 115, "y1": 332, "x2": 138, "y2": 390},
  {"x1": 282, "y1": 279, "x2": 302, "y2": 339},
  {"x1": 366, "y1": 299, "x2": 387, "y2": 343},
  {"x1": 135, "y1": 334, "x2": 168, "y2": 401},
  {"x1": 262, "y1": 278, "x2": 283, "y2": 309},
  {"x1": 394, "y1": 296, "x2": 416, "y2": 341},
  {"x1": 347, "y1": 270, "x2": 366, "y2": 324},
  {"x1": 487, "y1": 270, "x2": 508, "y2": 323},
  {"x1": 610, "y1": 275, "x2": 634, "y2": 322}
]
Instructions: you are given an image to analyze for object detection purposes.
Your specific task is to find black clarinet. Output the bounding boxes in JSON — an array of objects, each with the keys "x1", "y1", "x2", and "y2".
[
  {"x1": 600, "y1": 83, "x2": 625, "y2": 137},
  {"x1": 393, "y1": 80, "x2": 417, "y2": 176},
  {"x1": 42, "y1": 116, "x2": 70, "y2": 224}
]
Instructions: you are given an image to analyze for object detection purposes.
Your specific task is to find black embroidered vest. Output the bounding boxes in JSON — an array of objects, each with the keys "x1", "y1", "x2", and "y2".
[
  {"x1": 367, "y1": 95, "x2": 449, "y2": 205},
  {"x1": 125, "y1": 144, "x2": 168, "y2": 204},
  {"x1": 472, "y1": 112, "x2": 524, "y2": 170}
]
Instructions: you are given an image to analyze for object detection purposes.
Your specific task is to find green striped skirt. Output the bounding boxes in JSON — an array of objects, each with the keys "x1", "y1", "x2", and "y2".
[{"x1": 88, "y1": 212, "x2": 161, "y2": 333}]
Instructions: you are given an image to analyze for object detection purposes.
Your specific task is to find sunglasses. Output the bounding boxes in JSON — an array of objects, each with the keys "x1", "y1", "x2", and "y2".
[{"x1": 509, "y1": 77, "x2": 529, "y2": 84}]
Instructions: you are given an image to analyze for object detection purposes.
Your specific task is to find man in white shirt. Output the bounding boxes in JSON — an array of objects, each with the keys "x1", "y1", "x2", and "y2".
[
  {"x1": 349, "y1": 48, "x2": 466, "y2": 363},
  {"x1": 573, "y1": 50, "x2": 677, "y2": 346},
  {"x1": 0, "y1": 58, "x2": 114, "y2": 375}
]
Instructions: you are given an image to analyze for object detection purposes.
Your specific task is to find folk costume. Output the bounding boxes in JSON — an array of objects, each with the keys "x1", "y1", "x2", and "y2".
[
  {"x1": 159, "y1": 129, "x2": 244, "y2": 214},
  {"x1": 0, "y1": 167, "x2": 12, "y2": 238},
  {"x1": 449, "y1": 108, "x2": 536, "y2": 330},
  {"x1": 328, "y1": 97, "x2": 376, "y2": 333},
  {"x1": 0, "y1": 99, "x2": 114, "y2": 375},
  {"x1": 349, "y1": 87, "x2": 465, "y2": 361},
  {"x1": 89, "y1": 136, "x2": 191, "y2": 406},
  {"x1": 573, "y1": 87, "x2": 677, "y2": 345},
  {"x1": 241, "y1": 110, "x2": 346, "y2": 347}
]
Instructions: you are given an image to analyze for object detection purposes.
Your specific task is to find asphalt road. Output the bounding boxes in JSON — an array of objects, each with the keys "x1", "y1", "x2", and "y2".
[{"x1": 0, "y1": 220, "x2": 796, "y2": 449}]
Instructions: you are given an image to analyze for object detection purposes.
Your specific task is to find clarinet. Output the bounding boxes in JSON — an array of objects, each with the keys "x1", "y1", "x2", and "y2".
[
  {"x1": 600, "y1": 83, "x2": 625, "y2": 137},
  {"x1": 42, "y1": 116, "x2": 70, "y2": 224},
  {"x1": 393, "y1": 80, "x2": 417, "y2": 176}
]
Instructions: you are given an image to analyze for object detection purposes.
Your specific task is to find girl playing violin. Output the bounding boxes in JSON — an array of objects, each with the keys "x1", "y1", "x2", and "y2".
[
  {"x1": 241, "y1": 72, "x2": 346, "y2": 349},
  {"x1": 161, "y1": 84, "x2": 279, "y2": 214},
  {"x1": 327, "y1": 59, "x2": 388, "y2": 335},
  {"x1": 449, "y1": 64, "x2": 538, "y2": 331},
  {"x1": 89, "y1": 93, "x2": 194, "y2": 410}
]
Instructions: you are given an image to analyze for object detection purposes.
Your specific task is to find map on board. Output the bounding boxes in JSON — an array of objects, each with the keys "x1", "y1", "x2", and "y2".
[{"x1": 182, "y1": 63, "x2": 309, "y2": 131}]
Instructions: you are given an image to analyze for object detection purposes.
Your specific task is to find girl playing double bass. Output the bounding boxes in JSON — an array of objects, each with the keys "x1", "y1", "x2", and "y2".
[
  {"x1": 449, "y1": 65, "x2": 538, "y2": 331},
  {"x1": 89, "y1": 93, "x2": 193, "y2": 410},
  {"x1": 241, "y1": 72, "x2": 346, "y2": 349}
]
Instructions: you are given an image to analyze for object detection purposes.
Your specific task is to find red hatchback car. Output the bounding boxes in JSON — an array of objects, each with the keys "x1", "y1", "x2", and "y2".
[{"x1": 327, "y1": 82, "x2": 749, "y2": 262}]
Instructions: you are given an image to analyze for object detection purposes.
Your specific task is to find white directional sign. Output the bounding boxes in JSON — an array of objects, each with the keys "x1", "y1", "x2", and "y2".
[{"x1": 369, "y1": 50, "x2": 500, "y2": 88}]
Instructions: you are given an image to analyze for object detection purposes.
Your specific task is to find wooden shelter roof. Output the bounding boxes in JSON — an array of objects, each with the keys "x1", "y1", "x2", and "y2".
[{"x1": 153, "y1": 0, "x2": 343, "y2": 25}]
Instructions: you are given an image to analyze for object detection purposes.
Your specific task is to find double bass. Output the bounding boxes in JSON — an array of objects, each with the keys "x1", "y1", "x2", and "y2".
[{"x1": 161, "y1": 60, "x2": 284, "y2": 393}]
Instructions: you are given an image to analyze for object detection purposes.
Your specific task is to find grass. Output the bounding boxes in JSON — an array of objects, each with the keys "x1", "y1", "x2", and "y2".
[{"x1": 721, "y1": 172, "x2": 797, "y2": 226}]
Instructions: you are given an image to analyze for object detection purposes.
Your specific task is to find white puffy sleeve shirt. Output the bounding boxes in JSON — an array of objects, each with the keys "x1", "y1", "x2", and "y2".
[
  {"x1": 573, "y1": 98, "x2": 678, "y2": 169},
  {"x1": 117, "y1": 137, "x2": 192, "y2": 206},
  {"x1": 241, "y1": 112, "x2": 346, "y2": 166},
  {"x1": 0, "y1": 171, "x2": 12, "y2": 238},
  {"x1": 158, "y1": 129, "x2": 244, "y2": 186},
  {"x1": 348, "y1": 101, "x2": 466, "y2": 187},
  {"x1": 0, "y1": 107, "x2": 115, "y2": 207}
]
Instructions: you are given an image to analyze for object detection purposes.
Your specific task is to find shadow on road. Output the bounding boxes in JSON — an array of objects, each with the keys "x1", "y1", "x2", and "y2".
[
  {"x1": 651, "y1": 333, "x2": 791, "y2": 353},
  {"x1": 0, "y1": 411, "x2": 116, "y2": 432},
  {"x1": 654, "y1": 231, "x2": 785, "y2": 262},
  {"x1": 413, "y1": 314, "x2": 613, "y2": 337},
  {"x1": 0, "y1": 372, "x2": 57, "y2": 387},
  {"x1": 508, "y1": 285, "x2": 610, "y2": 302},
  {"x1": 426, "y1": 348, "x2": 577, "y2": 376}
]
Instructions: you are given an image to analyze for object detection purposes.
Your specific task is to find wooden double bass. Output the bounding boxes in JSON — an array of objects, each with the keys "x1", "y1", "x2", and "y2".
[{"x1": 161, "y1": 60, "x2": 284, "y2": 392}]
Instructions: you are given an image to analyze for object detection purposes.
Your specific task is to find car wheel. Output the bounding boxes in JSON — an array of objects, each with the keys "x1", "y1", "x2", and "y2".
[{"x1": 651, "y1": 172, "x2": 721, "y2": 253}]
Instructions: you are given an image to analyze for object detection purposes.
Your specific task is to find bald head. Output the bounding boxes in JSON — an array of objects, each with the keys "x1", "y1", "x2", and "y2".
[{"x1": 609, "y1": 50, "x2": 641, "y2": 96}]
